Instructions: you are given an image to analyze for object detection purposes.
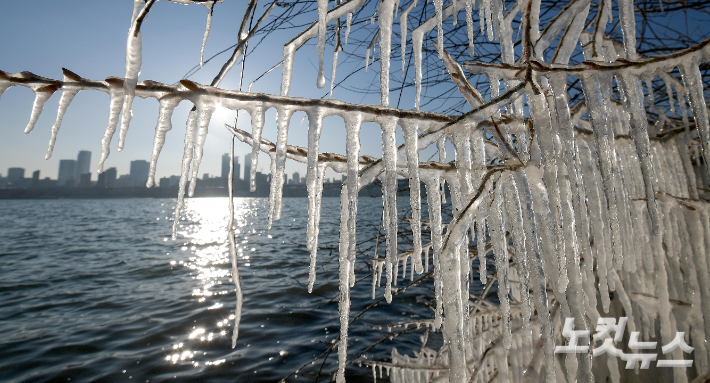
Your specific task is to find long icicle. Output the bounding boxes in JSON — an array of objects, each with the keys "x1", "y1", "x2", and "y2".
[
  {"x1": 400, "y1": 0, "x2": 419, "y2": 74},
  {"x1": 423, "y1": 174, "x2": 444, "y2": 330},
  {"x1": 381, "y1": 117, "x2": 399, "y2": 303},
  {"x1": 316, "y1": 0, "x2": 328, "y2": 88},
  {"x1": 579, "y1": 74, "x2": 624, "y2": 270},
  {"x1": 378, "y1": 0, "x2": 396, "y2": 106},
  {"x1": 268, "y1": 106, "x2": 294, "y2": 228},
  {"x1": 45, "y1": 69, "x2": 81, "y2": 158},
  {"x1": 490, "y1": 177, "x2": 511, "y2": 348},
  {"x1": 249, "y1": 104, "x2": 265, "y2": 192},
  {"x1": 200, "y1": 1, "x2": 215, "y2": 68},
  {"x1": 227, "y1": 128, "x2": 243, "y2": 349},
  {"x1": 171, "y1": 110, "x2": 198, "y2": 239},
  {"x1": 337, "y1": 184, "x2": 352, "y2": 383},
  {"x1": 403, "y1": 123, "x2": 424, "y2": 274},
  {"x1": 306, "y1": 107, "x2": 325, "y2": 292},
  {"x1": 680, "y1": 57, "x2": 710, "y2": 182},
  {"x1": 117, "y1": 0, "x2": 149, "y2": 151},
  {"x1": 96, "y1": 79, "x2": 125, "y2": 171}
]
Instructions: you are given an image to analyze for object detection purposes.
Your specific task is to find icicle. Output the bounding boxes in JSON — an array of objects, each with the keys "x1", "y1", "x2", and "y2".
[
  {"x1": 378, "y1": 0, "x2": 396, "y2": 106},
  {"x1": 249, "y1": 104, "x2": 266, "y2": 192},
  {"x1": 372, "y1": 257, "x2": 385, "y2": 299},
  {"x1": 45, "y1": 69, "x2": 80, "y2": 159},
  {"x1": 439, "y1": 174, "x2": 485, "y2": 383},
  {"x1": 403, "y1": 123, "x2": 423, "y2": 273},
  {"x1": 434, "y1": 0, "x2": 443, "y2": 58},
  {"x1": 344, "y1": 114, "x2": 363, "y2": 288},
  {"x1": 412, "y1": 0, "x2": 467, "y2": 109},
  {"x1": 526, "y1": 86, "x2": 567, "y2": 292},
  {"x1": 486, "y1": 71, "x2": 500, "y2": 99},
  {"x1": 676, "y1": 137, "x2": 699, "y2": 200},
  {"x1": 306, "y1": 108, "x2": 325, "y2": 291},
  {"x1": 504, "y1": 173, "x2": 531, "y2": 338},
  {"x1": 24, "y1": 85, "x2": 57, "y2": 134},
  {"x1": 400, "y1": 0, "x2": 419, "y2": 75},
  {"x1": 663, "y1": 76, "x2": 676, "y2": 115},
  {"x1": 618, "y1": 74, "x2": 661, "y2": 235},
  {"x1": 490, "y1": 178, "x2": 511, "y2": 348},
  {"x1": 118, "y1": 3, "x2": 144, "y2": 152},
  {"x1": 188, "y1": 102, "x2": 216, "y2": 196},
  {"x1": 423, "y1": 174, "x2": 444, "y2": 329},
  {"x1": 311, "y1": 164, "x2": 327, "y2": 278},
  {"x1": 579, "y1": 74, "x2": 624, "y2": 270},
  {"x1": 337, "y1": 184, "x2": 352, "y2": 383},
  {"x1": 345, "y1": 13, "x2": 352, "y2": 45},
  {"x1": 171, "y1": 111, "x2": 198, "y2": 239},
  {"x1": 147, "y1": 95, "x2": 181, "y2": 187},
  {"x1": 227, "y1": 137, "x2": 243, "y2": 349},
  {"x1": 268, "y1": 107, "x2": 295, "y2": 228},
  {"x1": 515, "y1": 168, "x2": 556, "y2": 383},
  {"x1": 476, "y1": 218, "x2": 487, "y2": 283},
  {"x1": 680, "y1": 57, "x2": 710, "y2": 182},
  {"x1": 316, "y1": 0, "x2": 328, "y2": 89},
  {"x1": 381, "y1": 117, "x2": 399, "y2": 303},
  {"x1": 96, "y1": 78, "x2": 125, "y2": 171},
  {"x1": 579, "y1": 140, "x2": 611, "y2": 312},
  {"x1": 329, "y1": 49, "x2": 340, "y2": 99},
  {"x1": 645, "y1": 77, "x2": 656, "y2": 111},
  {"x1": 465, "y1": 0, "x2": 475, "y2": 56},
  {"x1": 199, "y1": 1, "x2": 215, "y2": 68},
  {"x1": 617, "y1": 0, "x2": 637, "y2": 59},
  {"x1": 437, "y1": 136, "x2": 447, "y2": 204},
  {"x1": 483, "y1": 0, "x2": 493, "y2": 40},
  {"x1": 489, "y1": 0, "x2": 503, "y2": 41},
  {"x1": 413, "y1": 28, "x2": 423, "y2": 110}
]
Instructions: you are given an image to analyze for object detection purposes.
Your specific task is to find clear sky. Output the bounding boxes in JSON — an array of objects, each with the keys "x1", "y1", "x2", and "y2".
[{"x1": 0, "y1": 0, "x2": 407, "y2": 183}]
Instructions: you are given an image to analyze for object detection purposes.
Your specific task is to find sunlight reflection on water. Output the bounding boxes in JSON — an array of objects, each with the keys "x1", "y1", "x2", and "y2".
[{"x1": 165, "y1": 198, "x2": 263, "y2": 366}]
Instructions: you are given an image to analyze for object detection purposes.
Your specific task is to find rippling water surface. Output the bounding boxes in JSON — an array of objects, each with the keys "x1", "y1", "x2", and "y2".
[{"x1": 0, "y1": 197, "x2": 454, "y2": 383}]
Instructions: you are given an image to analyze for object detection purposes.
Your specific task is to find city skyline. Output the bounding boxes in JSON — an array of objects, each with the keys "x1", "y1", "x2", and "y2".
[{"x1": 1, "y1": 150, "x2": 350, "y2": 189}]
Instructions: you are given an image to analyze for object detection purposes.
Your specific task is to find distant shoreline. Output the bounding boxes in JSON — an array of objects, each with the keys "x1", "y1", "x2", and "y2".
[{"x1": 0, "y1": 183, "x2": 389, "y2": 200}]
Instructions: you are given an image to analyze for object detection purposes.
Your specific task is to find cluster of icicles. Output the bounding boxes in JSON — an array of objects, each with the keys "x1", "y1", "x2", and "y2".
[{"x1": 2, "y1": 0, "x2": 710, "y2": 382}]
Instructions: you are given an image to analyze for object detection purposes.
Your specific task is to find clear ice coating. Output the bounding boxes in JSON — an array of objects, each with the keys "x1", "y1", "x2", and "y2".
[
  {"x1": 3, "y1": 0, "x2": 710, "y2": 382},
  {"x1": 200, "y1": 1, "x2": 215, "y2": 68},
  {"x1": 118, "y1": 0, "x2": 144, "y2": 152}
]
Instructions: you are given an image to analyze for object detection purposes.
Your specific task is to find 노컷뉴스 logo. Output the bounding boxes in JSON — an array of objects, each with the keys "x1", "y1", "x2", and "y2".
[{"x1": 555, "y1": 317, "x2": 694, "y2": 369}]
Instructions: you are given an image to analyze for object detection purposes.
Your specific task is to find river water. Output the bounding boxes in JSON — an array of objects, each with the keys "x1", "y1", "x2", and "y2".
[{"x1": 0, "y1": 197, "x2": 475, "y2": 382}]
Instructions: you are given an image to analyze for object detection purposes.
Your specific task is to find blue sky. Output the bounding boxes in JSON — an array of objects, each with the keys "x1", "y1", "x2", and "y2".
[{"x1": 0, "y1": 0, "x2": 402, "y2": 182}]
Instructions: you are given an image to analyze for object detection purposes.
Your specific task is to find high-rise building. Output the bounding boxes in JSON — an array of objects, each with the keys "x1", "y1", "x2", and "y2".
[
  {"x1": 130, "y1": 160, "x2": 150, "y2": 187},
  {"x1": 244, "y1": 154, "x2": 252, "y2": 183},
  {"x1": 221, "y1": 153, "x2": 241, "y2": 181},
  {"x1": 168, "y1": 175, "x2": 181, "y2": 188},
  {"x1": 75, "y1": 150, "x2": 91, "y2": 181},
  {"x1": 32, "y1": 170, "x2": 40, "y2": 185},
  {"x1": 58, "y1": 160, "x2": 76, "y2": 186},
  {"x1": 292, "y1": 172, "x2": 300, "y2": 184},
  {"x1": 104, "y1": 167, "x2": 117, "y2": 187},
  {"x1": 7, "y1": 168, "x2": 24, "y2": 182},
  {"x1": 79, "y1": 173, "x2": 91, "y2": 187},
  {"x1": 96, "y1": 172, "x2": 107, "y2": 188}
]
